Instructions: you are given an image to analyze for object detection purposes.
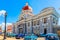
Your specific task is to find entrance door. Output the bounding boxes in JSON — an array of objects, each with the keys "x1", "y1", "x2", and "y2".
[
  {"x1": 44, "y1": 28, "x2": 47, "y2": 34},
  {"x1": 19, "y1": 28, "x2": 23, "y2": 34}
]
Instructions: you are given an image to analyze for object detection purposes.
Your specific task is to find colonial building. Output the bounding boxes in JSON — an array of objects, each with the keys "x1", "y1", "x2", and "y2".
[
  {"x1": 14, "y1": 3, "x2": 60, "y2": 35},
  {"x1": 6, "y1": 24, "x2": 13, "y2": 33}
]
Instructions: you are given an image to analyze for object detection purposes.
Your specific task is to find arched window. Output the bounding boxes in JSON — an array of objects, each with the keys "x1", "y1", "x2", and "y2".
[
  {"x1": 44, "y1": 18, "x2": 47, "y2": 23},
  {"x1": 28, "y1": 22, "x2": 30, "y2": 27},
  {"x1": 33, "y1": 21, "x2": 36, "y2": 26},
  {"x1": 37, "y1": 20, "x2": 40, "y2": 25},
  {"x1": 53, "y1": 18, "x2": 55, "y2": 23}
]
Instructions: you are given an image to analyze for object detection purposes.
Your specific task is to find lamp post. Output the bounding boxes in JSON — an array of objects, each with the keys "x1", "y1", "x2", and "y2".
[{"x1": 3, "y1": 13, "x2": 7, "y2": 40}]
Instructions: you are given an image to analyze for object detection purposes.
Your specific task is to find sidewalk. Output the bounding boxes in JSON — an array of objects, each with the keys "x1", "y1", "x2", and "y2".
[{"x1": 0, "y1": 36, "x2": 24, "y2": 40}]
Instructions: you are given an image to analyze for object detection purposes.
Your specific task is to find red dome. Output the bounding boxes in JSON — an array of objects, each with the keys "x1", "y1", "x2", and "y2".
[
  {"x1": 22, "y1": 3, "x2": 32, "y2": 11},
  {"x1": 22, "y1": 5, "x2": 30, "y2": 10}
]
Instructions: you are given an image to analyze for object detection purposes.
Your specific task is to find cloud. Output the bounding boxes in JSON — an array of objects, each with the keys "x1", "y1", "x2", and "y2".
[
  {"x1": 0, "y1": 10, "x2": 6, "y2": 16},
  {"x1": 2, "y1": 22, "x2": 12, "y2": 26}
]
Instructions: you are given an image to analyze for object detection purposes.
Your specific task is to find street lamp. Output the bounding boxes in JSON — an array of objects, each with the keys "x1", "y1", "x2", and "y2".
[{"x1": 3, "y1": 13, "x2": 7, "y2": 40}]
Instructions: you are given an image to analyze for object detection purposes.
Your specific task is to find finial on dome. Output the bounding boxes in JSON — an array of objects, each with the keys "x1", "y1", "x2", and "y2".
[{"x1": 26, "y1": 2, "x2": 28, "y2": 6}]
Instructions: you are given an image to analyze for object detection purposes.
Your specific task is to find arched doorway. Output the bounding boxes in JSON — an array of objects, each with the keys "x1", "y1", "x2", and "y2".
[
  {"x1": 44, "y1": 28, "x2": 47, "y2": 34},
  {"x1": 19, "y1": 28, "x2": 23, "y2": 34}
]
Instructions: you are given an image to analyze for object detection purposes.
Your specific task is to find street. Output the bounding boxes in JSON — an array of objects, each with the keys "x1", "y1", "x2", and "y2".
[
  {"x1": 0, "y1": 35, "x2": 46, "y2": 40},
  {"x1": 0, "y1": 35, "x2": 24, "y2": 40}
]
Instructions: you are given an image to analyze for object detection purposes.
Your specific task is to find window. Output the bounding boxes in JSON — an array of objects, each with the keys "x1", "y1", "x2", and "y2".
[
  {"x1": 19, "y1": 28, "x2": 23, "y2": 33},
  {"x1": 28, "y1": 29, "x2": 30, "y2": 33},
  {"x1": 33, "y1": 21, "x2": 36, "y2": 26},
  {"x1": 31, "y1": 20, "x2": 33, "y2": 26},
  {"x1": 56, "y1": 20, "x2": 58, "y2": 24},
  {"x1": 19, "y1": 24, "x2": 24, "y2": 27},
  {"x1": 44, "y1": 18, "x2": 47, "y2": 23},
  {"x1": 37, "y1": 20, "x2": 40, "y2": 25},
  {"x1": 53, "y1": 18, "x2": 55, "y2": 23},
  {"x1": 28, "y1": 22, "x2": 30, "y2": 26}
]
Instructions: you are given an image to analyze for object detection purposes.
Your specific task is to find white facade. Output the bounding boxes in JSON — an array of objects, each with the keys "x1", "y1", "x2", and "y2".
[{"x1": 14, "y1": 3, "x2": 59, "y2": 35}]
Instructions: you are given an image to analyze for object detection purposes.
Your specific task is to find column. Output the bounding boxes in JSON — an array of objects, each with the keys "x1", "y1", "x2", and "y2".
[
  {"x1": 15, "y1": 25, "x2": 19, "y2": 34},
  {"x1": 12, "y1": 24, "x2": 15, "y2": 33},
  {"x1": 23, "y1": 23, "x2": 25, "y2": 34},
  {"x1": 24, "y1": 19, "x2": 27, "y2": 34},
  {"x1": 25, "y1": 22, "x2": 28, "y2": 34},
  {"x1": 40, "y1": 19, "x2": 44, "y2": 34},
  {"x1": 31, "y1": 19, "x2": 33, "y2": 34},
  {"x1": 47, "y1": 16, "x2": 53, "y2": 33}
]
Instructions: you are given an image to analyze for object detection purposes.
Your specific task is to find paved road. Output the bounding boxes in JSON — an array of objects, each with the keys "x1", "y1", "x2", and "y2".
[
  {"x1": 0, "y1": 35, "x2": 46, "y2": 40},
  {"x1": 0, "y1": 35, "x2": 24, "y2": 40}
]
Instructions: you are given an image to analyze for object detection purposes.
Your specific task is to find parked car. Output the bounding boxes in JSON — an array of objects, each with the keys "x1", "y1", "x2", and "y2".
[
  {"x1": 15, "y1": 33, "x2": 25, "y2": 39},
  {"x1": 10, "y1": 33, "x2": 16, "y2": 37},
  {"x1": 6, "y1": 33, "x2": 16, "y2": 37},
  {"x1": 24, "y1": 34, "x2": 38, "y2": 40},
  {"x1": 40, "y1": 33, "x2": 47, "y2": 37},
  {"x1": 46, "y1": 33, "x2": 59, "y2": 40}
]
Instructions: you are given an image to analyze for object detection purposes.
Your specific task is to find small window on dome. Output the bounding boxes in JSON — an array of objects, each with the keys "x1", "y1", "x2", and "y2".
[
  {"x1": 26, "y1": 10, "x2": 28, "y2": 12},
  {"x1": 30, "y1": 12, "x2": 32, "y2": 13}
]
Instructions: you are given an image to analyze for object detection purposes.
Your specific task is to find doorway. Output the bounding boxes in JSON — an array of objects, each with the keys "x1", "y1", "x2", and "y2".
[
  {"x1": 19, "y1": 28, "x2": 23, "y2": 34},
  {"x1": 44, "y1": 28, "x2": 47, "y2": 34}
]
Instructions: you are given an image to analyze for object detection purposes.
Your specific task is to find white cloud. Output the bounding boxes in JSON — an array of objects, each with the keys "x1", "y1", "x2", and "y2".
[
  {"x1": 0, "y1": 10, "x2": 6, "y2": 16},
  {"x1": 0, "y1": 24, "x2": 1, "y2": 26},
  {"x1": 2, "y1": 22, "x2": 12, "y2": 25}
]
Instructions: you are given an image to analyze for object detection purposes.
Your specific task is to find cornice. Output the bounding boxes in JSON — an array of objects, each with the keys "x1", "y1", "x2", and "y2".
[{"x1": 17, "y1": 7, "x2": 60, "y2": 23}]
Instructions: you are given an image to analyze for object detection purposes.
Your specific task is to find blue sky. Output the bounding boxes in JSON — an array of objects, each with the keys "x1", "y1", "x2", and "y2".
[{"x1": 0, "y1": 0, "x2": 60, "y2": 25}]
